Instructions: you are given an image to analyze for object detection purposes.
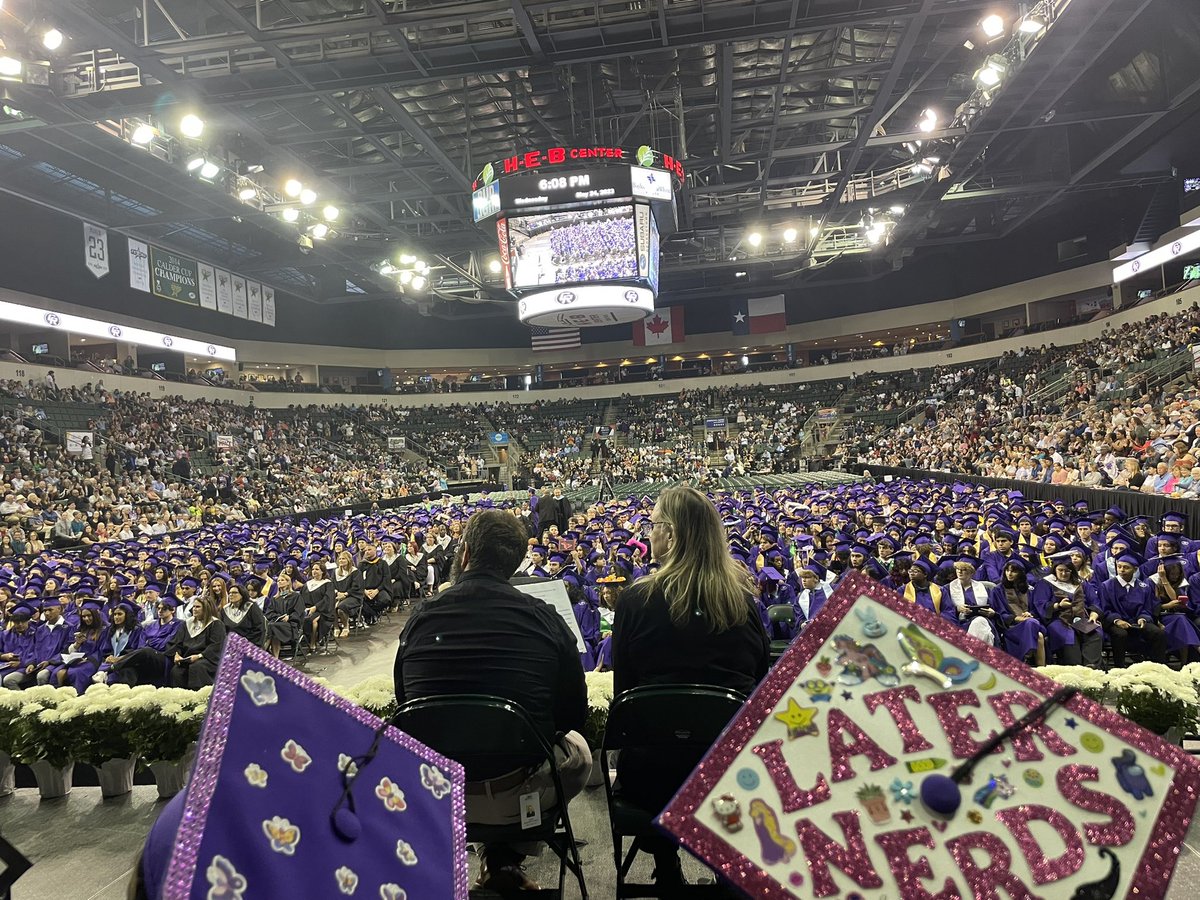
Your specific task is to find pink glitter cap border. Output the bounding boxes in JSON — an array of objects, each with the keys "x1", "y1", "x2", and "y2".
[
  {"x1": 161, "y1": 633, "x2": 470, "y2": 900},
  {"x1": 657, "y1": 571, "x2": 1200, "y2": 900}
]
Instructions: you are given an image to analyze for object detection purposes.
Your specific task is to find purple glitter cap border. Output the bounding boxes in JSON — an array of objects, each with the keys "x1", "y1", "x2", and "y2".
[
  {"x1": 162, "y1": 633, "x2": 469, "y2": 900},
  {"x1": 657, "y1": 571, "x2": 1200, "y2": 900}
]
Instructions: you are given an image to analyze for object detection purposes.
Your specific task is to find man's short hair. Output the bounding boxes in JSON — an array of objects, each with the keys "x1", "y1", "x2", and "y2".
[{"x1": 462, "y1": 510, "x2": 528, "y2": 578}]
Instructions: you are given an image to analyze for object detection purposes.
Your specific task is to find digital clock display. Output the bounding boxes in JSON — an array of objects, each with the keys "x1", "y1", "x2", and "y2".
[{"x1": 537, "y1": 174, "x2": 591, "y2": 191}]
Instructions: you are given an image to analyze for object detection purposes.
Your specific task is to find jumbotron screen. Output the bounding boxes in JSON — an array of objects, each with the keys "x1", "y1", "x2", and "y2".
[{"x1": 506, "y1": 205, "x2": 638, "y2": 289}]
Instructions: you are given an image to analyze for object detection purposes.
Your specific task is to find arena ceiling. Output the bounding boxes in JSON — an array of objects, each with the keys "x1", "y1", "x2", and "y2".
[{"x1": 0, "y1": 0, "x2": 1197, "y2": 310}]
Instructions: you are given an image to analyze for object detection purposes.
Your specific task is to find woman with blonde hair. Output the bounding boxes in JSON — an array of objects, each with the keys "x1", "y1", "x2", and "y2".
[
  {"x1": 612, "y1": 484, "x2": 769, "y2": 888},
  {"x1": 166, "y1": 595, "x2": 226, "y2": 689}
]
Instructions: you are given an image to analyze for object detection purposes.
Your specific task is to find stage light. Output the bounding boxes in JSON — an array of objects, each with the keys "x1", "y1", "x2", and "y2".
[
  {"x1": 130, "y1": 124, "x2": 155, "y2": 145},
  {"x1": 42, "y1": 29, "x2": 64, "y2": 50},
  {"x1": 747, "y1": 231, "x2": 763, "y2": 247},
  {"x1": 322, "y1": 205, "x2": 339, "y2": 222},
  {"x1": 810, "y1": 226, "x2": 820, "y2": 237},
  {"x1": 980, "y1": 14, "x2": 1005, "y2": 38},
  {"x1": 237, "y1": 185, "x2": 258, "y2": 201},
  {"x1": 414, "y1": 260, "x2": 429, "y2": 274},
  {"x1": 199, "y1": 161, "x2": 220, "y2": 179},
  {"x1": 975, "y1": 54, "x2": 1009, "y2": 88},
  {"x1": 782, "y1": 227, "x2": 798, "y2": 243},
  {"x1": 299, "y1": 188, "x2": 317, "y2": 205},
  {"x1": 740, "y1": 355, "x2": 749, "y2": 366},
  {"x1": 310, "y1": 223, "x2": 329, "y2": 239},
  {"x1": 180, "y1": 113, "x2": 204, "y2": 138},
  {"x1": 1019, "y1": 15, "x2": 1047, "y2": 34},
  {"x1": 0, "y1": 57, "x2": 22, "y2": 77},
  {"x1": 918, "y1": 109, "x2": 938, "y2": 132},
  {"x1": 282, "y1": 207, "x2": 300, "y2": 223},
  {"x1": 399, "y1": 270, "x2": 413, "y2": 285},
  {"x1": 284, "y1": 179, "x2": 303, "y2": 198},
  {"x1": 186, "y1": 155, "x2": 206, "y2": 172},
  {"x1": 379, "y1": 263, "x2": 396, "y2": 276},
  {"x1": 890, "y1": 205, "x2": 906, "y2": 215},
  {"x1": 411, "y1": 275, "x2": 428, "y2": 291},
  {"x1": 488, "y1": 258, "x2": 502, "y2": 273},
  {"x1": 399, "y1": 253, "x2": 416, "y2": 265}
]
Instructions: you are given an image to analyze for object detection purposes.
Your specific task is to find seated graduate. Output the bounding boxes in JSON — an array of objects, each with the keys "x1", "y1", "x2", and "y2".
[
  {"x1": 53, "y1": 599, "x2": 108, "y2": 693},
  {"x1": 221, "y1": 582, "x2": 266, "y2": 648},
  {"x1": 792, "y1": 561, "x2": 832, "y2": 634},
  {"x1": 945, "y1": 554, "x2": 998, "y2": 646},
  {"x1": 167, "y1": 596, "x2": 227, "y2": 689},
  {"x1": 898, "y1": 557, "x2": 958, "y2": 623},
  {"x1": 331, "y1": 551, "x2": 364, "y2": 637},
  {"x1": 300, "y1": 561, "x2": 335, "y2": 652},
  {"x1": 1098, "y1": 551, "x2": 1167, "y2": 666},
  {"x1": 1041, "y1": 557, "x2": 1104, "y2": 667},
  {"x1": 986, "y1": 557, "x2": 1048, "y2": 666},
  {"x1": 358, "y1": 542, "x2": 392, "y2": 624},
  {"x1": 1148, "y1": 555, "x2": 1200, "y2": 662},
  {"x1": 612, "y1": 485, "x2": 769, "y2": 890},
  {"x1": 93, "y1": 600, "x2": 144, "y2": 685},
  {"x1": 4, "y1": 595, "x2": 71, "y2": 688},
  {"x1": 264, "y1": 570, "x2": 304, "y2": 658},
  {"x1": 106, "y1": 596, "x2": 182, "y2": 686},
  {"x1": 393, "y1": 509, "x2": 588, "y2": 894},
  {"x1": 0, "y1": 602, "x2": 39, "y2": 688}
]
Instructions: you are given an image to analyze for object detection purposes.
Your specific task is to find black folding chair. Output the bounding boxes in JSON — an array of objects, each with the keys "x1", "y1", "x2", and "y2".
[
  {"x1": 394, "y1": 694, "x2": 587, "y2": 899},
  {"x1": 601, "y1": 685, "x2": 746, "y2": 898},
  {"x1": 766, "y1": 604, "x2": 796, "y2": 661}
]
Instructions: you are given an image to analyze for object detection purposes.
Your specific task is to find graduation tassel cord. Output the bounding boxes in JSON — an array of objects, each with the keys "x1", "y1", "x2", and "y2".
[
  {"x1": 920, "y1": 686, "x2": 1078, "y2": 817},
  {"x1": 329, "y1": 720, "x2": 392, "y2": 842}
]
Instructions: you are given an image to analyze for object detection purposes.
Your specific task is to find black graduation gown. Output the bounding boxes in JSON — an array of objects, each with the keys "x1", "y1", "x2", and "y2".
[
  {"x1": 265, "y1": 589, "x2": 304, "y2": 644},
  {"x1": 221, "y1": 603, "x2": 266, "y2": 648},
  {"x1": 165, "y1": 620, "x2": 227, "y2": 689},
  {"x1": 332, "y1": 568, "x2": 364, "y2": 617},
  {"x1": 359, "y1": 558, "x2": 392, "y2": 617},
  {"x1": 384, "y1": 555, "x2": 414, "y2": 600}
]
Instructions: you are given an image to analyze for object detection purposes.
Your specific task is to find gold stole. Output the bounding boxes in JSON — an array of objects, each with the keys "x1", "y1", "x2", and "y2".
[{"x1": 903, "y1": 581, "x2": 943, "y2": 612}]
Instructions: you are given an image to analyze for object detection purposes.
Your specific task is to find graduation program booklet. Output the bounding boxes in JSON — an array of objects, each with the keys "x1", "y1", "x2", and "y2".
[{"x1": 511, "y1": 577, "x2": 587, "y2": 653}]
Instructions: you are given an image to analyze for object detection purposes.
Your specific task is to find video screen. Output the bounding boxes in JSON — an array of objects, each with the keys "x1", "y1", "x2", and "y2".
[
  {"x1": 507, "y1": 205, "x2": 637, "y2": 289},
  {"x1": 151, "y1": 362, "x2": 166, "y2": 372},
  {"x1": 31, "y1": 343, "x2": 48, "y2": 355}
]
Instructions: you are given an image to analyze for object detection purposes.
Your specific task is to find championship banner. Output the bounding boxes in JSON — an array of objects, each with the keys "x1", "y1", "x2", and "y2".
[
  {"x1": 128, "y1": 239, "x2": 151, "y2": 293},
  {"x1": 198, "y1": 264, "x2": 217, "y2": 310},
  {"x1": 262, "y1": 286, "x2": 276, "y2": 327},
  {"x1": 215, "y1": 269, "x2": 233, "y2": 315},
  {"x1": 83, "y1": 222, "x2": 108, "y2": 279},
  {"x1": 151, "y1": 247, "x2": 200, "y2": 304},
  {"x1": 247, "y1": 281, "x2": 263, "y2": 322},
  {"x1": 232, "y1": 276, "x2": 248, "y2": 318},
  {"x1": 659, "y1": 572, "x2": 1200, "y2": 900}
]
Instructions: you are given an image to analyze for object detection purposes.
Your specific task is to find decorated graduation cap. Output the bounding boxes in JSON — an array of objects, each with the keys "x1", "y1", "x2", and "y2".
[
  {"x1": 154, "y1": 634, "x2": 467, "y2": 899},
  {"x1": 657, "y1": 572, "x2": 1200, "y2": 900}
]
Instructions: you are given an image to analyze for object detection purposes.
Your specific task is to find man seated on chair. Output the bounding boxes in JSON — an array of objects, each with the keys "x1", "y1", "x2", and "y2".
[{"x1": 393, "y1": 509, "x2": 589, "y2": 894}]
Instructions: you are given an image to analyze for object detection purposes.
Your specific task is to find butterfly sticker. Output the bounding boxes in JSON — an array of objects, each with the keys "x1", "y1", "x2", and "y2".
[
  {"x1": 239, "y1": 670, "x2": 278, "y2": 706},
  {"x1": 337, "y1": 753, "x2": 358, "y2": 779},
  {"x1": 280, "y1": 739, "x2": 312, "y2": 773},
  {"x1": 378, "y1": 886, "x2": 407, "y2": 900},
  {"x1": 334, "y1": 866, "x2": 358, "y2": 895},
  {"x1": 262, "y1": 816, "x2": 300, "y2": 856},
  {"x1": 420, "y1": 763, "x2": 452, "y2": 800},
  {"x1": 205, "y1": 854, "x2": 247, "y2": 900},
  {"x1": 375, "y1": 777, "x2": 407, "y2": 812},
  {"x1": 243, "y1": 763, "x2": 268, "y2": 788},
  {"x1": 395, "y1": 839, "x2": 418, "y2": 866}
]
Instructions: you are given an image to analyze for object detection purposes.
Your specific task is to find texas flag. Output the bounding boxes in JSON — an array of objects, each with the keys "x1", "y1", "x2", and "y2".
[
  {"x1": 632, "y1": 305, "x2": 686, "y2": 346},
  {"x1": 731, "y1": 294, "x2": 787, "y2": 335}
]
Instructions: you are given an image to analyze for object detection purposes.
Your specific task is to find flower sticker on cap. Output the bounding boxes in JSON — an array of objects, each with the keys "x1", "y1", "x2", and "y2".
[
  {"x1": 240, "y1": 669, "x2": 278, "y2": 706},
  {"x1": 420, "y1": 762, "x2": 452, "y2": 800},
  {"x1": 376, "y1": 777, "x2": 407, "y2": 812},
  {"x1": 262, "y1": 816, "x2": 300, "y2": 856},
  {"x1": 281, "y1": 739, "x2": 311, "y2": 773},
  {"x1": 243, "y1": 762, "x2": 268, "y2": 788},
  {"x1": 379, "y1": 886, "x2": 407, "y2": 900},
  {"x1": 395, "y1": 839, "x2": 418, "y2": 866},
  {"x1": 337, "y1": 752, "x2": 358, "y2": 779},
  {"x1": 334, "y1": 866, "x2": 358, "y2": 895},
  {"x1": 205, "y1": 855, "x2": 247, "y2": 899}
]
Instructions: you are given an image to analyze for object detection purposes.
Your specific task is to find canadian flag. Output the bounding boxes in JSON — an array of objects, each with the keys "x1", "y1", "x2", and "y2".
[{"x1": 632, "y1": 305, "x2": 686, "y2": 346}]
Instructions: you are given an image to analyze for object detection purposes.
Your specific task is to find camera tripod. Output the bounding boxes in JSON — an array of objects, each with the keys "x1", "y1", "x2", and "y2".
[{"x1": 594, "y1": 469, "x2": 615, "y2": 504}]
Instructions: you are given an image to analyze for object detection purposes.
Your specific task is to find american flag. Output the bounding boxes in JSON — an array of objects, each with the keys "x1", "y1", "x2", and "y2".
[{"x1": 530, "y1": 325, "x2": 581, "y2": 351}]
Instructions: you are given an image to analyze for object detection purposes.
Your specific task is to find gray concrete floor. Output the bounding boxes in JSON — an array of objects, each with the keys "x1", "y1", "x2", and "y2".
[{"x1": 5, "y1": 614, "x2": 1200, "y2": 898}]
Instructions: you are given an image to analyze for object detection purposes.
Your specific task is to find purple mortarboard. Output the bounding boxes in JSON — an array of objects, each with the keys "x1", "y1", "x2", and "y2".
[
  {"x1": 1117, "y1": 552, "x2": 1144, "y2": 568},
  {"x1": 153, "y1": 635, "x2": 467, "y2": 899},
  {"x1": 758, "y1": 567, "x2": 784, "y2": 583},
  {"x1": 8, "y1": 602, "x2": 35, "y2": 620}
]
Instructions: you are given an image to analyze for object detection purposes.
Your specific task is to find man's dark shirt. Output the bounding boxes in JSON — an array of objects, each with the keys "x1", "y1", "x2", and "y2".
[{"x1": 394, "y1": 570, "x2": 586, "y2": 777}]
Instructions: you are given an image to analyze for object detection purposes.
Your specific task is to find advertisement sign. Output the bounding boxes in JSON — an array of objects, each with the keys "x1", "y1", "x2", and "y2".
[
  {"x1": 1114, "y1": 229, "x2": 1200, "y2": 282},
  {"x1": 631, "y1": 166, "x2": 674, "y2": 201},
  {"x1": 487, "y1": 432, "x2": 510, "y2": 446},
  {"x1": 704, "y1": 418, "x2": 728, "y2": 430},
  {"x1": 517, "y1": 284, "x2": 654, "y2": 327},
  {"x1": 387, "y1": 436, "x2": 407, "y2": 452},
  {"x1": 815, "y1": 407, "x2": 839, "y2": 424},
  {"x1": 150, "y1": 247, "x2": 200, "y2": 304},
  {"x1": 83, "y1": 222, "x2": 108, "y2": 279},
  {"x1": 215, "y1": 435, "x2": 235, "y2": 450},
  {"x1": 471, "y1": 181, "x2": 501, "y2": 222}
]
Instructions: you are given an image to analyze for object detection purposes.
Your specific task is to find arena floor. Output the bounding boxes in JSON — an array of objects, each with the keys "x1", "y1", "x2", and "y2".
[{"x1": 7, "y1": 614, "x2": 1200, "y2": 898}]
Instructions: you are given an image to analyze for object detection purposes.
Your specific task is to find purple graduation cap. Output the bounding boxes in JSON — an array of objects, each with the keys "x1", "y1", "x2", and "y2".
[{"x1": 159, "y1": 634, "x2": 467, "y2": 899}]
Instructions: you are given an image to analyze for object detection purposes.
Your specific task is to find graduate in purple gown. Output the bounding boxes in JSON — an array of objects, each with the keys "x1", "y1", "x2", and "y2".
[
  {"x1": 897, "y1": 558, "x2": 959, "y2": 624},
  {"x1": 1148, "y1": 556, "x2": 1200, "y2": 662},
  {"x1": 945, "y1": 554, "x2": 1002, "y2": 646},
  {"x1": 95, "y1": 601, "x2": 145, "y2": 683},
  {"x1": 986, "y1": 558, "x2": 1047, "y2": 666},
  {"x1": 1098, "y1": 552, "x2": 1168, "y2": 666},
  {"x1": 52, "y1": 599, "x2": 108, "y2": 692},
  {"x1": 0, "y1": 602, "x2": 40, "y2": 688},
  {"x1": 791, "y1": 562, "x2": 832, "y2": 636},
  {"x1": 1041, "y1": 559, "x2": 1104, "y2": 667},
  {"x1": 6, "y1": 596, "x2": 71, "y2": 688},
  {"x1": 106, "y1": 595, "x2": 182, "y2": 686}
]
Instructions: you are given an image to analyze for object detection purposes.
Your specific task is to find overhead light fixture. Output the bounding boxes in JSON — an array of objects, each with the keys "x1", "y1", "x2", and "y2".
[
  {"x1": 310, "y1": 223, "x2": 329, "y2": 239},
  {"x1": 488, "y1": 258, "x2": 502, "y2": 273},
  {"x1": 379, "y1": 263, "x2": 396, "y2": 276},
  {"x1": 179, "y1": 113, "x2": 205, "y2": 138},
  {"x1": 918, "y1": 108, "x2": 938, "y2": 133},
  {"x1": 281, "y1": 207, "x2": 300, "y2": 223},
  {"x1": 1019, "y1": 15, "x2": 1047, "y2": 34},
  {"x1": 238, "y1": 185, "x2": 258, "y2": 201},
  {"x1": 322, "y1": 205, "x2": 339, "y2": 222},
  {"x1": 0, "y1": 57, "x2": 22, "y2": 77},
  {"x1": 42, "y1": 28, "x2": 64, "y2": 51},
  {"x1": 890, "y1": 204, "x2": 906, "y2": 215},
  {"x1": 186, "y1": 155, "x2": 206, "y2": 172},
  {"x1": 284, "y1": 179, "x2": 303, "y2": 198},
  {"x1": 299, "y1": 188, "x2": 317, "y2": 205},
  {"x1": 414, "y1": 260, "x2": 429, "y2": 274},
  {"x1": 399, "y1": 253, "x2": 416, "y2": 265},
  {"x1": 747, "y1": 231, "x2": 763, "y2": 247},
  {"x1": 975, "y1": 53, "x2": 1009, "y2": 88},
  {"x1": 399, "y1": 270, "x2": 413, "y2": 285},
  {"x1": 130, "y1": 124, "x2": 155, "y2": 145},
  {"x1": 782, "y1": 227, "x2": 798, "y2": 243},
  {"x1": 411, "y1": 275, "x2": 428, "y2": 291},
  {"x1": 980, "y1": 14, "x2": 1005, "y2": 39},
  {"x1": 199, "y1": 161, "x2": 220, "y2": 179},
  {"x1": 810, "y1": 225, "x2": 820, "y2": 237}
]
